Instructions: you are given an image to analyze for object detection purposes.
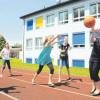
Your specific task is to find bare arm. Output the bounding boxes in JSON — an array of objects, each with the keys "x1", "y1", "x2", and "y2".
[
  {"x1": 91, "y1": 27, "x2": 96, "y2": 43},
  {"x1": 48, "y1": 35, "x2": 60, "y2": 44},
  {"x1": 90, "y1": 34, "x2": 96, "y2": 43}
]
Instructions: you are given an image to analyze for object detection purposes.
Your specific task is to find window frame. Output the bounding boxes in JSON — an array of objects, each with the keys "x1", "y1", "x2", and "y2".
[
  {"x1": 72, "y1": 32, "x2": 85, "y2": 47},
  {"x1": 72, "y1": 59, "x2": 85, "y2": 68},
  {"x1": 35, "y1": 37, "x2": 43, "y2": 49},
  {"x1": 58, "y1": 10, "x2": 68, "y2": 24},
  {"x1": 26, "y1": 39, "x2": 33, "y2": 50},
  {"x1": 90, "y1": 2, "x2": 100, "y2": 18},
  {"x1": 26, "y1": 19, "x2": 33, "y2": 31},
  {"x1": 73, "y1": 6, "x2": 85, "y2": 22},
  {"x1": 46, "y1": 14, "x2": 55, "y2": 27}
]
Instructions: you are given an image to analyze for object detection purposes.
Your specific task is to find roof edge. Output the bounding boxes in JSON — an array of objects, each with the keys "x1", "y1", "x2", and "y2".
[{"x1": 20, "y1": 0, "x2": 84, "y2": 19}]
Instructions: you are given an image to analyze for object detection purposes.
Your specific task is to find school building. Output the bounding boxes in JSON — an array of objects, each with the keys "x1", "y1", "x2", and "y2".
[{"x1": 20, "y1": 0, "x2": 100, "y2": 68}]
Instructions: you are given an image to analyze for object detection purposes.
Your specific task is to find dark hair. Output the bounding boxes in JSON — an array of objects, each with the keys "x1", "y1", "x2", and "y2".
[
  {"x1": 43, "y1": 38, "x2": 48, "y2": 46},
  {"x1": 4, "y1": 42, "x2": 9, "y2": 49}
]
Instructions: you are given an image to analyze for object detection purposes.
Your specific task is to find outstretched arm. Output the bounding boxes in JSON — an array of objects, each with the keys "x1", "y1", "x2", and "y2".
[
  {"x1": 90, "y1": 34, "x2": 96, "y2": 43},
  {"x1": 91, "y1": 27, "x2": 96, "y2": 43},
  {"x1": 48, "y1": 35, "x2": 60, "y2": 44}
]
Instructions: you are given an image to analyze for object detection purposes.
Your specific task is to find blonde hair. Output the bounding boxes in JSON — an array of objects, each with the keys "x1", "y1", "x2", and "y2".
[
  {"x1": 43, "y1": 35, "x2": 54, "y2": 46},
  {"x1": 43, "y1": 36, "x2": 48, "y2": 45}
]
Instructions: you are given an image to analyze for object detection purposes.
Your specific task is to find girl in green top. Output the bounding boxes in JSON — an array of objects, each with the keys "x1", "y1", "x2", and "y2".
[{"x1": 32, "y1": 35, "x2": 60, "y2": 87}]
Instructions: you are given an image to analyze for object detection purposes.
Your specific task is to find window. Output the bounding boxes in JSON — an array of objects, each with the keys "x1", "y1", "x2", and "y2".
[
  {"x1": 36, "y1": 16, "x2": 43, "y2": 28},
  {"x1": 46, "y1": 14, "x2": 55, "y2": 26},
  {"x1": 72, "y1": 32, "x2": 85, "y2": 47},
  {"x1": 73, "y1": 7, "x2": 85, "y2": 22},
  {"x1": 59, "y1": 10, "x2": 68, "y2": 24},
  {"x1": 26, "y1": 58, "x2": 32, "y2": 63},
  {"x1": 72, "y1": 60, "x2": 85, "y2": 67},
  {"x1": 27, "y1": 19, "x2": 33, "y2": 30},
  {"x1": 35, "y1": 37, "x2": 43, "y2": 49},
  {"x1": 57, "y1": 34, "x2": 68, "y2": 47},
  {"x1": 90, "y1": 3, "x2": 100, "y2": 18},
  {"x1": 26, "y1": 39, "x2": 32, "y2": 49}
]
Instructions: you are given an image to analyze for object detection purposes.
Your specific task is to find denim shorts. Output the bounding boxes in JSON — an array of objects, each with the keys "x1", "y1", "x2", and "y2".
[{"x1": 59, "y1": 59, "x2": 69, "y2": 68}]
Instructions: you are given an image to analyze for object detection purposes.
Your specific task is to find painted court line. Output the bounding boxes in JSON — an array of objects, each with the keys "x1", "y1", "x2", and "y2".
[
  {"x1": 13, "y1": 70, "x2": 92, "y2": 85},
  {"x1": 0, "y1": 91, "x2": 18, "y2": 100},
  {"x1": 9, "y1": 77, "x2": 100, "y2": 100}
]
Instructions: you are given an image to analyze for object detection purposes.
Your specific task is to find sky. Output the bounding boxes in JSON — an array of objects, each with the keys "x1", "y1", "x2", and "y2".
[{"x1": 0, "y1": 0, "x2": 61, "y2": 45}]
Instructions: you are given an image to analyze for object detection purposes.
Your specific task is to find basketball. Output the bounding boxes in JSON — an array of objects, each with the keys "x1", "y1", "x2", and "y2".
[{"x1": 84, "y1": 16, "x2": 95, "y2": 28}]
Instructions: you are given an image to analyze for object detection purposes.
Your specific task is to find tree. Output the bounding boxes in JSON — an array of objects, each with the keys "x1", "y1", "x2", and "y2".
[{"x1": 0, "y1": 36, "x2": 6, "y2": 51}]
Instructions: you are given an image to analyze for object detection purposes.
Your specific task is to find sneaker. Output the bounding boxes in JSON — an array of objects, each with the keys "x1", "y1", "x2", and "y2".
[
  {"x1": 58, "y1": 79, "x2": 61, "y2": 83},
  {"x1": 91, "y1": 92, "x2": 100, "y2": 96},
  {"x1": 9, "y1": 74, "x2": 13, "y2": 77},
  {"x1": 0, "y1": 74, "x2": 3, "y2": 78},
  {"x1": 32, "y1": 79, "x2": 36, "y2": 85},
  {"x1": 90, "y1": 88, "x2": 96, "y2": 94},
  {"x1": 48, "y1": 83, "x2": 55, "y2": 87}
]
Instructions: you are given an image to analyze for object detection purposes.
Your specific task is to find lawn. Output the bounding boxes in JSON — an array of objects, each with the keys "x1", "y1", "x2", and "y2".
[{"x1": 0, "y1": 58, "x2": 90, "y2": 77}]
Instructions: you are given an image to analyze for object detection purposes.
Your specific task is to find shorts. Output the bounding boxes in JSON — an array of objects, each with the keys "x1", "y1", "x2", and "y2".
[
  {"x1": 59, "y1": 59, "x2": 69, "y2": 68},
  {"x1": 89, "y1": 60, "x2": 100, "y2": 82}
]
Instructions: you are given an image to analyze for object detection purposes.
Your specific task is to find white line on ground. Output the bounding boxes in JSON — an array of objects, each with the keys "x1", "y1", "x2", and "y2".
[
  {"x1": 0, "y1": 91, "x2": 18, "y2": 100},
  {"x1": 9, "y1": 77, "x2": 100, "y2": 100}
]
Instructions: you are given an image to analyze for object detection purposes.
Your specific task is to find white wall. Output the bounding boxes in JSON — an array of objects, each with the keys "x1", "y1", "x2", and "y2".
[{"x1": 23, "y1": 0, "x2": 100, "y2": 67}]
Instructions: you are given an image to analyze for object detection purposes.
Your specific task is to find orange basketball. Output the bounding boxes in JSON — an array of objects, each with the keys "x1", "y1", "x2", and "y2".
[{"x1": 84, "y1": 16, "x2": 95, "y2": 28}]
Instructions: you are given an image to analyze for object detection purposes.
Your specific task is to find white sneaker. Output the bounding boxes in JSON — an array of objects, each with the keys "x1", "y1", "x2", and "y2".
[
  {"x1": 58, "y1": 79, "x2": 61, "y2": 83},
  {"x1": 0, "y1": 74, "x2": 3, "y2": 78},
  {"x1": 32, "y1": 79, "x2": 36, "y2": 85}
]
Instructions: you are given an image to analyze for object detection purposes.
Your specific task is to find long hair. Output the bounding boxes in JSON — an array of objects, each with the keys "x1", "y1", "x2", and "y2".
[{"x1": 43, "y1": 37, "x2": 48, "y2": 46}]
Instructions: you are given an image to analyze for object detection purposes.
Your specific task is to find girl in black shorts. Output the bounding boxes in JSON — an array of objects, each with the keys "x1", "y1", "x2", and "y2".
[{"x1": 89, "y1": 27, "x2": 100, "y2": 96}]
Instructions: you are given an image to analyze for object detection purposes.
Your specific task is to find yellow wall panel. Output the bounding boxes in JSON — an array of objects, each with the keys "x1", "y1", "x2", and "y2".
[{"x1": 36, "y1": 17, "x2": 43, "y2": 28}]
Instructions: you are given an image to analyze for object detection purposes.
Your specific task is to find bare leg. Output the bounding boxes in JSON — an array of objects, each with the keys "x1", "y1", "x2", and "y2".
[
  {"x1": 94, "y1": 81, "x2": 100, "y2": 94},
  {"x1": 66, "y1": 68, "x2": 71, "y2": 79},
  {"x1": 32, "y1": 65, "x2": 44, "y2": 84},
  {"x1": 7, "y1": 60, "x2": 12, "y2": 76},
  {"x1": 1, "y1": 60, "x2": 6, "y2": 76},
  {"x1": 58, "y1": 67, "x2": 62, "y2": 82},
  {"x1": 0, "y1": 66, "x2": 5, "y2": 77},
  {"x1": 2, "y1": 66, "x2": 5, "y2": 74},
  {"x1": 47, "y1": 63, "x2": 54, "y2": 86},
  {"x1": 91, "y1": 81, "x2": 96, "y2": 93},
  {"x1": 32, "y1": 73, "x2": 38, "y2": 84},
  {"x1": 9, "y1": 69, "x2": 12, "y2": 76},
  {"x1": 48, "y1": 74, "x2": 53, "y2": 84}
]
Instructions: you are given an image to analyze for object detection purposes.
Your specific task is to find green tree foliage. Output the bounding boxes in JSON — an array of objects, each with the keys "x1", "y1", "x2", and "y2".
[{"x1": 0, "y1": 36, "x2": 6, "y2": 51}]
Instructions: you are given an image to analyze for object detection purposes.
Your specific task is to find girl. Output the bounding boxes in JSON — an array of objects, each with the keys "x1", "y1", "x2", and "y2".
[
  {"x1": 58, "y1": 36, "x2": 71, "y2": 82},
  {"x1": 32, "y1": 35, "x2": 60, "y2": 87},
  {"x1": 0, "y1": 43, "x2": 12, "y2": 77},
  {"x1": 89, "y1": 27, "x2": 100, "y2": 96}
]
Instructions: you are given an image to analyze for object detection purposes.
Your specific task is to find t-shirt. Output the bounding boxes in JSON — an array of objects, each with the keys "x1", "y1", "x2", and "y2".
[
  {"x1": 90, "y1": 38, "x2": 100, "y2": 61},
  {"x1": 1, "y1": 48, "x2": 10, "y2": 60},
  {"x1": 59, "y1": 43, "x2": 70, "y2": 59}
]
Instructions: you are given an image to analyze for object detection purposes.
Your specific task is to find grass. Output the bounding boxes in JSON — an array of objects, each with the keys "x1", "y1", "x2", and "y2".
[{"x1": 0, "y1": 58, "x2": 90, "y2": 77}]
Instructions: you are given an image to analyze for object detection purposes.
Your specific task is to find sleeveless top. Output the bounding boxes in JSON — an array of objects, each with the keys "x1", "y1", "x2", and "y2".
[
  {"x1": 90, "y1": 38, "x2": 100, "y2": 61},
  {"x1": 36, "y1": 44, "x2": 53, "y2": 65}
]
